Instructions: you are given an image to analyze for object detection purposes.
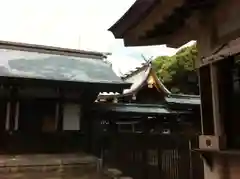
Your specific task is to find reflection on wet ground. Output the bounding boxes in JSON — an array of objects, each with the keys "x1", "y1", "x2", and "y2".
[
  {"x1": 0, "y1": 171, "x2": 100, "y2": 179},
  {"x1": 0, "y1": 170, "x2": 101, "y2": 179},
  {"x1": 0, "y1": 154, "x2": 102, "y2": 179}
]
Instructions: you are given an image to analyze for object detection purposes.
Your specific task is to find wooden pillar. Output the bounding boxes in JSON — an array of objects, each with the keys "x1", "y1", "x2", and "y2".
[
  {"x1": 84, "y1": 106, "x2": 92, "y2": 153},
  {"x1": 8, "y1": 87, "x2": 18, "y2": 132},
  {"x1": 198, "y1": 66, "x2": 214, "y2": 135},
  {"x1": 55, "y1": 89, "x2": 60, "y2": 131},
  {"x1": 199, "y1": 61, "x2": 231, "y2": 179},
  {"x1": 5, "y1": 101, "x2": 10, "y2": 131},
  {"x1": 0, "y1": 98, "x2": 7, "y2": 133},
  {"x1": 80, "y1": 90, "x2": 98, "y2": 153},
  {"x1": 110, "y1": 117, "x2": 118, "y2": 162},
  {"x1": 14, "y1": 101, "x2": 19, "y2": 131},
  {"x1": 55, "y1": 102, "x2": 59, "y2": 130},
  {"x1": 57, "y1": 88, "x2": 63, "y2": 131},
  {"x1": 210, "y1": 64, "x2": 224, "y2": 136},
  {"x1": 80, "y1": 92, "x2": 90, "y2": 152},
  {"x1": 142, "y1": 118, "x2": 149, "y2": 179}
]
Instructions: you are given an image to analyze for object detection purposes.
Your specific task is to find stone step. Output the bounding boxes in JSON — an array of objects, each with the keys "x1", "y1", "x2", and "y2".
[
  {"x1": 103, "y1": 168, "x2": 133, "y2": 179},
  {"x1": 104, "y1": 168, "x2": 122, "y2": 178}
]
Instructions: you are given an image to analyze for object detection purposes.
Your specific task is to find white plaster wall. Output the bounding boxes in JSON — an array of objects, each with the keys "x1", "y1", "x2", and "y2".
[{"x1": 63, "y1": 103, "x2": 81, "y2": 131}]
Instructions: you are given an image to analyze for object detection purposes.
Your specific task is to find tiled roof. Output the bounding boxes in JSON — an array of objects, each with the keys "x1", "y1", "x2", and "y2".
[{"x1": 0, "y1": 41, "x2": 126, "y2": 85}]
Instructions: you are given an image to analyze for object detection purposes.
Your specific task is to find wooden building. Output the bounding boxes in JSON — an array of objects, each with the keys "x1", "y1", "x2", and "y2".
[
  {"x1": 98, "y1": 62, "x2": 199, "y2": 105},
  {"x1": 108, "y1": 0, "x2": 240, "y2": 179},
  {"x1": 93, "y1": 63, "x2": 202, "y2": 179},
  {"x1": 0, "y1": 40, "x2": 130, "y2": 155}
]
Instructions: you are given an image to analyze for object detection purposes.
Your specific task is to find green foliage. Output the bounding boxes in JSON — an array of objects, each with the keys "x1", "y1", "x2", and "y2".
[{"x1": 152, "y1": 44, "x2": 199, "y2": 94}]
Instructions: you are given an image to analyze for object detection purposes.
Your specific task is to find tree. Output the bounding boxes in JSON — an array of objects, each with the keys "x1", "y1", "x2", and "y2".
[{"x1": 153, "y1": 44, "x2": 199, "y2": 94}]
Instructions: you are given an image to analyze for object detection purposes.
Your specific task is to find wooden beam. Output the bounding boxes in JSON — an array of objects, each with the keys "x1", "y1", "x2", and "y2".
[{"x1": 127, "y1": 0, "x2": 185, "y2": 38}]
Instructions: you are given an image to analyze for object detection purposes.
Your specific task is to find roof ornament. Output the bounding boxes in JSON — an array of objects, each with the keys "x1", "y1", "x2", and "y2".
[
  {"x1": 121, "y1": 55, "x2": 153, "y2": 79},
  {"x1": 141, "y1": 54, "x2": 153, "y2": 67},
  {"x1": 132, "y1": 94, "x2": 136, "y2": 100},
  {"x1": 117, "y1": 67, "x2": 125, "y2": 78}
]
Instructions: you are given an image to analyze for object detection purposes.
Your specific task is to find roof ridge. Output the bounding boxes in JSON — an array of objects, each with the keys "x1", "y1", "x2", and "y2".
[
  {"x1": 0, "y1": 40, "x2": 108, "y2": 60},
  {"x1": 121, "y1": 62, "x2": 151, "y2": 79}
]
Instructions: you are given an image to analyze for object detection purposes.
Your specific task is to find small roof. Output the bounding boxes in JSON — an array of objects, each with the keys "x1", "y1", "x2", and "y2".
[
  {"x1": 0, "y1": 41, "x2": 129, "y2": 91},
  {"x1": 165, "y1": 94, "x2": 200, "y2": 105},
  {"x1": 201, "y1": 37, "x2": 240, "y2": 66},
  {"x1": 92, "y1": 103, "x2": 190, "y2": 115}
]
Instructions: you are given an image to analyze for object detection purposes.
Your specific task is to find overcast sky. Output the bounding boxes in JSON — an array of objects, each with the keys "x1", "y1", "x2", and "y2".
[{"x1": 0, "y1": 0, "x2": 194, "y2": 74}]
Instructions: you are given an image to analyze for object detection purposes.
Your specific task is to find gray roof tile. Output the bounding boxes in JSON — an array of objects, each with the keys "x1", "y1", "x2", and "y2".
[{"x1": 0, "y1": 48, "x2": 124, "y2": 84}]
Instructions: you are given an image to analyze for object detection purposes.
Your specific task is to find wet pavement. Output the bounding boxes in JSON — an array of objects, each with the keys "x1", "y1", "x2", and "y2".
[
  {"x1": 0, "y1": 154, "x2": 103, "y2": 179},
  {"x1": 0, "y1": 171, "x2": 100, "y2": 179},
  {"x1": 0, "y1": 153, "x2": 97, "y2": 167}
]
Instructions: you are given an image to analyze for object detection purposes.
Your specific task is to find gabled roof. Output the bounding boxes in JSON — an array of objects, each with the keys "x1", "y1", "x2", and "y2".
[
  {"x1": 98, "y1": 64, "x2": 150, "y2": 99},
  {"x1": 0, "y1": 41, "x2": 129, "y2": 91},
  {"x1": 98, "y1": 62, "x2": 170, "y2": 99}
]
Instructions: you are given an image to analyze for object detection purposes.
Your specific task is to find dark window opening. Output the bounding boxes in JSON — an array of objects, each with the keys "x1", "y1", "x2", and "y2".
[
  {"x1": 19, "y1": 99, "x2": 56, "y2": 133},
  {"x1": 218, "y1": 56, "x2": 240, "y2": 149},
  {"x1": 118, "y1": 123, "x2": 133, "y2": 133},
  {"x1": 0, "y1": 101, "x2": 6, "y2": 132},
  {"x1": 134, "y1": 151, "x2": 142, "y2": 162},
  {"x1": 147, "y1": 149, "x2": 158, "y2": 166},
  {"x1": 134, "y1": 122, "x2": 143, "y2": 133}
]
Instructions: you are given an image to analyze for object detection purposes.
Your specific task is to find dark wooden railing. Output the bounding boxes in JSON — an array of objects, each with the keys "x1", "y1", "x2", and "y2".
[{"x1": 98, "y1": 133, "x2": 203, "y2": 179}]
